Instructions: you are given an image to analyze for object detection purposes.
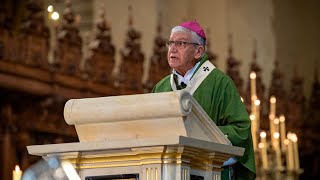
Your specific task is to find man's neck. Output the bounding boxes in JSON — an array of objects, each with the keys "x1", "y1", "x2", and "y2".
[{"x1": 172, "y1": 61, "x2": 201, "y2": 85}]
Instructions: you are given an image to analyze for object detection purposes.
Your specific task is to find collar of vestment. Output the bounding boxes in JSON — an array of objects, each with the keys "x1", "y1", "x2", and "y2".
[
  {"x1": 172, "y1": 61, "x2": 201, "y2": 86},
  {"x1": 170, "y1": 53, "x2": 216, "y2": 95}
]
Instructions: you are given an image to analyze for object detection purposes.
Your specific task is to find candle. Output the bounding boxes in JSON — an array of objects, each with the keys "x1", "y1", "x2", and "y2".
[
  {"x1": 250, "y1": 72, "x2": 257, "y2": 146},
  {"x1": 254, "y1": 99, "x2": 260, "y2": 132},
  {"x1": 269, "y1": 96, "x2": 276, "y2": 151},
  {"x1": 250, "y1": 114, "x2": 257, "y2": 151},
  {"x1": 279, "y1": 115, "x2": 286, "y2": 152},
  {"x1": 272, "y1": 118, "x2": 280, "y2": 151},
  {"x1": 270, "y1": 96, "x2": 276, "y2": 116},
  {"x1": 291, "y1": 133, "x2": 300, "y2": 171},
  {"x1": 260, "y1": 131, "x2": 269, "y2": 170},
  {"x1": 250, "y1": 72, "x2": 257, "y2": 102},
  {"x1": 12, "y1": 165, "x2": 22, "y2": 180},
  {"x1": 274, "y1": 132, "x2": 282, "y2": 170},
  {"x1": 274, "y1": 118, "x2": 280, "y2": 134},
  {"x1": 286, "y1": 133, "x2": 294, "y2": 172}
]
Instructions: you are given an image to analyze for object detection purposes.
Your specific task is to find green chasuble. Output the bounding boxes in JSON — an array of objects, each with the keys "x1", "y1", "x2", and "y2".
[{"x1": 152, "y1": 54, "x2": 256, "y2": 180}]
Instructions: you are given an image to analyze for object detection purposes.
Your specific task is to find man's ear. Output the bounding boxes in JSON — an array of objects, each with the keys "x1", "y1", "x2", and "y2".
[{"x1": 195, "y1": 46, "x2": 205, "y2": 59}]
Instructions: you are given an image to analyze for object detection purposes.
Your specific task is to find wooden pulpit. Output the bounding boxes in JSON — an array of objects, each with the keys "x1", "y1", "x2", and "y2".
[{"x1": 27, "y1": 91, "x2": 244, "y2": 180}]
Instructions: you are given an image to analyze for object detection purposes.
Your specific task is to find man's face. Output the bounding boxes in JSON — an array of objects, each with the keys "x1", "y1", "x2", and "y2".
[{"x1": 167, "y1": 32, "x2": 202, "y2": 76}]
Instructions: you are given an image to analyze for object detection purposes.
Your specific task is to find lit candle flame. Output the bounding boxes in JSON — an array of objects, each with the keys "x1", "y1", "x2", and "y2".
[
  {"x1": 270, "y1": 96, "x2": 276, "y2": 103},
  {"x1": 258, "y1": 142, "x2": 264, "y2": 148},
  {"x1": 250, "y1": 72, "x2": 256, "y2": 79},
  {"x1": 260, "y1": 131, "x2": 266, "y2": 138},
  {"x1": 274, "y1": 118, "x2": 280, "y2": 124},
  {"x1": 47, "y1": 5, "x2": 53, "y2": 12},
  {"x1": 254, "y1": 99, "x2": 260, "y2": 106},
  {"x1": 284, "y1": 139, "x2": 289, "y2": 145},
  {"x1": 279, "y1": 115, "x2": 285, "y2": 122},
  {"x1": 269, "y1": 114, "x2": 275, "y2": 120},
  {"x1": 291, "y1": 133, "x2": 298, "y2": 142},
  {"x1": 250, "y1": 114, "x2": 255, "y2": 121},
  {"x1": 15, "y1": 165, "x2": 20, "y2": 172},
  {"x1": 51, "y1": 12, "x2": 60, "y2": 20}
]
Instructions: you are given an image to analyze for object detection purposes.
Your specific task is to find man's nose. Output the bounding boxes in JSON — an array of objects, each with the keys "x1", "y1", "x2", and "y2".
[{"x1": 169, "y1": 45, "x2": 178, "y2": 52}]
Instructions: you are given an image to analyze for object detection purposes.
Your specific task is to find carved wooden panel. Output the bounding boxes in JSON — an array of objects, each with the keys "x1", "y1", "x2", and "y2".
[
  {"x1": 86, "y1": 53, "x2": 114, "y2": 83},
  {"x1": 56, "y1": 44, "x2": 82, "y2": 75},
  {"x1": 23, "y1": 35, "x2": 49, "y2": 68},
  {"x1": 120, "y1": 57, "x2": 143, "y2": 91}
]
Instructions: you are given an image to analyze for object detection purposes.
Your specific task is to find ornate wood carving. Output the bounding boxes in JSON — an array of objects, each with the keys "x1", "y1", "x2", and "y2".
[
  {"x1": 54, "y1": 0, "x2": 82, "y2": 76},
  {"x1": 0, "y1": 5, "x2": 15, "y2": 61},
  {"x1": 20, "y1": 0, "x2": 50, "y2": 69},
  {"x1": 119, "y1": 5, "x2": 144, "y2": 92},
  {"x1": 306, "y1": 65, "x2": 320, "y2": 129},
  {"x1": 301, "y1": 64, "x2": 320, "y2": 179},
  {"x1": 287, "y1": 68, "x2": 305, "y2": 133},
  {"x1": 226, "y1": 34, "x2": 243, "y2": 97},
  {"x1": 206, "y1": 29, "x2": 218, "y2": 67},
  {"x1": 146, "y1": 14, "x2": 169, "y2": 92},
  {"x1": 245, "y1": 41, "x2": 266, "y2": 128},
  {"x1": 268, "y1": 59, "x2": 286, "y2": 116},
  {"x1": 0, "y1": 6, "x2": 8, "y2": 59},
  {"x1": 85, "y1": 7, "x2": 115, "y2": 84}
]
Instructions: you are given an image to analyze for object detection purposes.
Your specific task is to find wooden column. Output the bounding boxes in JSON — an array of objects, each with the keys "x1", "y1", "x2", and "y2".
[{"x1": 2, "y1": 129, "x2": 17, "y2": 180}]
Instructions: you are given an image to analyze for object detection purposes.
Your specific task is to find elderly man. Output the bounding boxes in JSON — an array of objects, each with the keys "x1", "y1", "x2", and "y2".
[{"x1": 152, "y1": 21, "x2": 256, "y2": 180}]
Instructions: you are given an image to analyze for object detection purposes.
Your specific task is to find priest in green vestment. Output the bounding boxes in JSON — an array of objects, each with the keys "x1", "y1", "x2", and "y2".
[{"x1": 152, "y1": 20, "x2": 256, "y2": 180}]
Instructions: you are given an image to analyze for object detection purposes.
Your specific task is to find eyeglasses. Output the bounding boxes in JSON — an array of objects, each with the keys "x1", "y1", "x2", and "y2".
[{"x1": 166, "y1": 41, "x2": 200, "y2": 49}]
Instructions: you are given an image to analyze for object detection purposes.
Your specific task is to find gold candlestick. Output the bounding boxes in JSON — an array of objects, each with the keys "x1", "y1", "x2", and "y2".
[
  {"x1": 291, "y1": 133, "x2": 300, "y2": 171},
  {"x1": 250, "y1": 114, "x2": 257, "y2": 151},
  {"x1": 286, "y1": 133, "x2": 295, "y2": 172},
  {"x1": 270, "y1": 96, "x2": 276, "y2": 116},
  {"x1": 260, "y1": 131, "x2": 269, "y2": 171},
  {"x1": 274, "y1": 132, "x2": 282, "y2": 170},
  {"x1": 269, "y1": 96, "x2": 276, "y2": 149},
  {"x1": 279, "y1": 115, "x2": 286, "y2": 152},
  {"x1": 271, "y1": 118, "x2": 279, "y2": 151},
  {"x1": 250, "y1": 72, "x2": 257, "y2": 103},
  {"x1": 254, "y1": 99, "x2": 260, "y2": 132}
]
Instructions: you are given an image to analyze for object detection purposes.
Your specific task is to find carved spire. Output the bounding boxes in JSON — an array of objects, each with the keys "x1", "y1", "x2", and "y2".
[
  {"x1": 119, "y1": 5, "x2": 144, "y2": 91},
  {"x1": 245, "y1": 40, "x2": 266, "y2": 127},
  {"x1": 91, "y1": 6, "x2": 114, "y2": 55},
  {"x1": 128, "y1": 5, "x2": 133, "y2": 28},
  {"x1": 226, "y1": 33, "x2": 243, "y2": 96},
  {"x1": 0, "y1": 4, "x2": 11, "y2": 29},
  {"x1": 310, "y1": 61, "x2": 320, "y2": 105},
  {"x1": 146, "y1": 12, "x2": 169, "y2": 91},
  {"x1": 120, "y1": 5, "x2": 143, "y2": 61},
  {"x1": 19, "y1": 0, "x2": 50, "y2": 68},
  {"x1": 249, "y1": 39, "x2": 262, "y2": 73},
  {"x1": 62, "y1": 0, "x2": 75, "y2": 25},
  {"x1": 56, "y1": 0, "x2": 82, "y2": 47},
  {"x1": 84, "y1": 6, "x2": 115, "y2": 83},
  {"x1": 251, "y1": 40, "x2": 265, "y2": 98},
  {"x1": 206, "y1": 28, "x2": 217, "y2": 66},
  {"x1": 269, "y1": 58, "x2": 286, "y2": 116},
  {"x1": 287, "y1": 66, "x2": 305, "y2": 133},
  {"x1": 54, "y1": 0, "x2": 82, "y2": 75}
]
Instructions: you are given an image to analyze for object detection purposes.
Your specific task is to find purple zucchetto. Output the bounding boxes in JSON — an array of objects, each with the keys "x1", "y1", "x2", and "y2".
[{"x1": 179, "y1": 20, "x2": 206, "y2": 40}]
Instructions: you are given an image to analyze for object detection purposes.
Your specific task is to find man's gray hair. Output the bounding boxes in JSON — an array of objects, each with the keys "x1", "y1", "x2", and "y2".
[
  {"x1": 171, "y1": 26, "x2": 206, "y2": 47},
  {"x1": 171, "y1": 26, "x2": 206, "y2": 59}
]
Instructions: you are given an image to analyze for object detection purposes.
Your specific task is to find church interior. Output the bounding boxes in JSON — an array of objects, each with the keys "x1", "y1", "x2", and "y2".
[{"x1": 0, "y1": 0, "x2": 319, "y2": 179}]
